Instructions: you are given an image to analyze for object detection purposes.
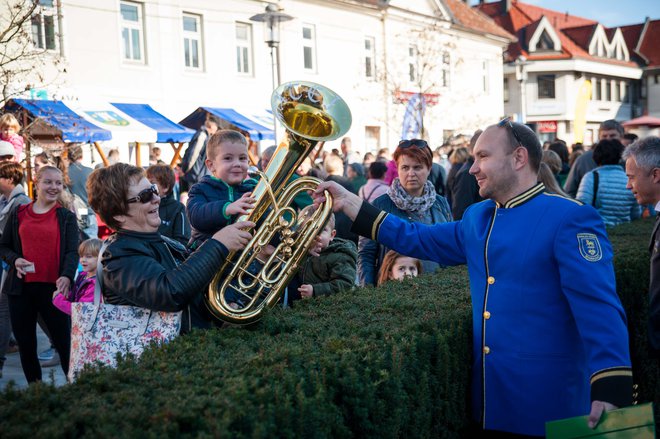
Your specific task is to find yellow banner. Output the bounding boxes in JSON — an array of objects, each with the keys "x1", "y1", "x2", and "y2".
[{"x1": 574, "y1": 80, "x2": 591, "y2": 144}]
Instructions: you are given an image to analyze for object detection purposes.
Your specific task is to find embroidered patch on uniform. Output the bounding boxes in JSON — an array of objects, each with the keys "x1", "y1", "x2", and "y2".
[{"x1": 577, "y1": 233, "x2": 602, "y2": 262}]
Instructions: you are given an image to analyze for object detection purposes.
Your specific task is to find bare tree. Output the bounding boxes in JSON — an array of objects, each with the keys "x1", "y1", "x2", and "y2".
[
  {"x1": 355, "y1": 23, "x2": 457, "y2": 142},
  {"x1": 0, "y1": 0, "x2": 63, "y2": 105}
]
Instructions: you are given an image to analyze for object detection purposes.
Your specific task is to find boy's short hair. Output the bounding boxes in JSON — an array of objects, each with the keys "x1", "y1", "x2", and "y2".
[
  {"x1": 79, "y1": 238, "x2": 102, "y2": 257},
  {"x1": 146, "y1": 164, "x2": 176, "y2": 195},
  {"x1": 0, "y1": 162, "x2": 24, "y2": 185},
  {"x1": 207, "y1": 130, "x2": 248, "y2": 162},
  {"x1": 325, "y1": 212, "x2": 335, "y2": 231}
]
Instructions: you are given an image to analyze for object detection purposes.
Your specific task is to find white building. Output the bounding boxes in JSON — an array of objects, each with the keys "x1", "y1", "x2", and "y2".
[
  {"x1": 4, "y1": 0, "x2": 513, "y2": 159},
  {"x1": 477, "y1": 0, "x2": 644, "y2": 146}
]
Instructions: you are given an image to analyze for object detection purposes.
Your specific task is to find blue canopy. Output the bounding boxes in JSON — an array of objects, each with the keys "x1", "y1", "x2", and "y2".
[
  {"x1": 179, "y1": 107, "x2": 274, "y2": 141},
  {"x1": 111, "y1": 103, "x2": 194, "y2": 143},
  {"x1": 4, "y1": 99, "x2": 112, "y2": 143}
]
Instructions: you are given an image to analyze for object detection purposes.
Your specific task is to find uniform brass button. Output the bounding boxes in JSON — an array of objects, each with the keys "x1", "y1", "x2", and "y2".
[
  {"x1": 487, "y1": 276, "x2": 495, "y2": 285},
  {"x1": 483, "y1": 311, "x2": 491, "y2": 319},
  {"x1": 483, "y1": 346, "x2": 490, "y2": 354}
]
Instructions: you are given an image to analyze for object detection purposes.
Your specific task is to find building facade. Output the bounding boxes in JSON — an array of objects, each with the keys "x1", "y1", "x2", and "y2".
[
  {"x1": 476, "y1": 0, "x2": 644, "y2": 145},
  {"x1": 3, "y1": 0, "x2": 512, "y2": 157}
]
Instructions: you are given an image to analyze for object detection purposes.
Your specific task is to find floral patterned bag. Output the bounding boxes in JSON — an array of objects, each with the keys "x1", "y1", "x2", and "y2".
[{"x1": 68, "y1": 243, "x2": 182, "y2": 381}]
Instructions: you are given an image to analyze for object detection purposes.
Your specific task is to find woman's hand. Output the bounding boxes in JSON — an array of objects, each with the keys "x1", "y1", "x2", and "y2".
[
  {"x1": 55, "y1": 276, "x2": 70, "y2": 296},
  {"x1": 14, "y1": 258, "x2": 34, "y2": 279},
  {"x1": 225, "y1": 193, "x2": 256, "y2": 216},
  {"x1": 311, "y1": 181, "x2": 362, "y2": 221},
  {"x1": 212, "y1": 221, "x2": 256, "y2": 252}
]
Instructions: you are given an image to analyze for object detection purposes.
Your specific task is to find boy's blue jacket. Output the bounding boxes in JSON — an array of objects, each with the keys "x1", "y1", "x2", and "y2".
[{"x1": 186, "y1": 175, "x2": 257, "y2": 246}]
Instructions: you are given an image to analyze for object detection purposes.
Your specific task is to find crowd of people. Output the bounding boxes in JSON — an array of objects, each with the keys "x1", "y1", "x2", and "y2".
[{"x1": 0, "y1": 108, "x2": 658, "y2": 437}]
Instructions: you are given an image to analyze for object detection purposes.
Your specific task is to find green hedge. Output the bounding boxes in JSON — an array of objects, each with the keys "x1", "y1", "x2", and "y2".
[{"x1": 0, "y1": 219, "x2": 655, "y2": 437}]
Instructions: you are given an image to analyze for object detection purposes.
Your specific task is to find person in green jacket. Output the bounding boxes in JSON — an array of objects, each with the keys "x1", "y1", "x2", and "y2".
[{"x1": 296, "y1": 213, "x2": 357, "y2": 299}]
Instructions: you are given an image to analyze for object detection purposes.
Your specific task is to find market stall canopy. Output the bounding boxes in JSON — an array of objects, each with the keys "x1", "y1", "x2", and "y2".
[
  {"x1": 3, "y1": 99, "x2": 112, "y2": 143},
  {"x1": 2, "y1": 99, "x2": 194, "y2": 145},
  {"x1": 110, "y1": 103, "x2": 194, "y2": 143},
  {"x1": 179, "y1": 107, "x2": 274, "y2": 141},
  {"x1": 622, "y1": 115, "x2": 660, "y2": 128}
]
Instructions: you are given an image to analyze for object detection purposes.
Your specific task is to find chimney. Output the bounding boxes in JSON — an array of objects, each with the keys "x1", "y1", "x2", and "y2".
[
  {"x1": 479, "y1": 0, "x2": 486, "y2": 3},
  {"x1": 502, "y1": 0, "x2": 512, "y2": 13}
]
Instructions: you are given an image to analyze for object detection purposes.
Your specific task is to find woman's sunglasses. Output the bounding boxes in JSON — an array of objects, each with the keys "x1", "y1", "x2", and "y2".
[
  {"x1": 127, "y1": 184, "x2": 158, "y2": 204},
  {"x1": 398, "y1": 139, "x2": 429, "y2": 149},
  {"x1": 498, "y1": 117, "x2": 523, "y2": 148}
]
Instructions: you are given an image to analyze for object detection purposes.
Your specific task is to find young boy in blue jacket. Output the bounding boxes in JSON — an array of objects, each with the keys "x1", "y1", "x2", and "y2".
[
  {"x1": 187, "y1": 130, "x2": 259, "y2": 309},
  {"x1": 187, "y1": 129, "x2": 257, "y2": 251}
]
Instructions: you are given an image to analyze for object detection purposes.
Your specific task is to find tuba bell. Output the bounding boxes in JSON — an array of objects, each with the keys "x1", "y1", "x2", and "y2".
[{"x1": 206, "y1": 81, "x2": 352, "y2": 325}]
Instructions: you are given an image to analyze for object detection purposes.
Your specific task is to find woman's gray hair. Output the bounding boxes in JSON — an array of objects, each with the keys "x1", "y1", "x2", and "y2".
[{"x1": 622, "y1": 136, "x2": 660, "y2": 172}]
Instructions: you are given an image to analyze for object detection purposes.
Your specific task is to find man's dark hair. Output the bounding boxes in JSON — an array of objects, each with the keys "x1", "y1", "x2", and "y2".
[
  {"x1": 504, "y1": 122, "x2": 542, "y2": 172},
  {"x1": 367, "y1": 160, "x2": 387, "y2": 179},
  {"x1": 67, "y1": 143, "x2": 83, "y2": 162},
  {"x1": 599, "y1": 119, "x2": 624, "y2": 136},
  {"x1": 593, "y1": 139, "x2": 625, "y2": 166}
]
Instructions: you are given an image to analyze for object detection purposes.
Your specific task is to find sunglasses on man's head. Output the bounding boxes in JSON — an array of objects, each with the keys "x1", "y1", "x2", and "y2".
[
  {"x1": 398, "y1": 139, "x2": 429, "y2": 149},
  {"x1": 498, "y1": 117, "x2": 524, "y2": 148},
  {"x1": 127, "y1": 184, "x2": 158, "y2": 204}
]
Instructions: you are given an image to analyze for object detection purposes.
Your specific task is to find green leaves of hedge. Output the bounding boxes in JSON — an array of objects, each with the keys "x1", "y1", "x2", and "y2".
[{"x1": 0, "y1": 218, "x2": 656, "y2": 437}]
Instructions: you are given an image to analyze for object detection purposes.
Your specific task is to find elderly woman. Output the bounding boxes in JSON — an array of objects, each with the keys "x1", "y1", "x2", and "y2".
[
  {"x1": 576, "y1": 139, "x2": 641, "y2": 227},
  {"x1": 87, "y1": 163, "x2": 253, "y2": 331},
  {"x1": 358, "y1": 139, "x2": 452, "y2": 286}
]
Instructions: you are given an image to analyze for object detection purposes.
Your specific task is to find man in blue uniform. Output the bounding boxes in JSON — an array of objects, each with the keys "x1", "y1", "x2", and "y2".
[{"x1": 312, "y1": 120, "x2": 632, "y2": 437}]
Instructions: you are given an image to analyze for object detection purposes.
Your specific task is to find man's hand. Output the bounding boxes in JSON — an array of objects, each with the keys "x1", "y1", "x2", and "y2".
[
  {"x1": 298, "y1": 284, "x2": 314, "y2": 298},
  {"x1": 311, "y1": 181, "x2": 362, "y2": 221},
  {"x1": 588, "y1": 400, "x2": 617, "y2": 429},
  {"x1": 212, "y1": 221, "x2": 256, "y2": 252},
  {"x1": 225, "y1": 193, "x2": 256, "y2": 216}
]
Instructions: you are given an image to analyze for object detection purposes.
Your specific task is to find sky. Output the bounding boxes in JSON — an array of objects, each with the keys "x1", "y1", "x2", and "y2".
[{"x1": 470, "y1": 0, "x2": 659, "y2": 27}]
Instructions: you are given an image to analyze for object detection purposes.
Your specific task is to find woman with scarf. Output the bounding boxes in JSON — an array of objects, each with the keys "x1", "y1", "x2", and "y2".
[{"x1": 357, "y1": 139, "x2": 452, "y2": 286}]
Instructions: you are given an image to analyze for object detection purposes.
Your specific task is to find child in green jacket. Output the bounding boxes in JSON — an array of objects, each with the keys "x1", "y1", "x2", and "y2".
[{"x1": 297, "y1": 213, "x2": 357, "y2": 299}]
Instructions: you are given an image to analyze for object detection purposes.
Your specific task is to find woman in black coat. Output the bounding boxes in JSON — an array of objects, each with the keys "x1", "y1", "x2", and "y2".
[{"x1": 87, "y1": 163, "x2": 252, "y2": 331}]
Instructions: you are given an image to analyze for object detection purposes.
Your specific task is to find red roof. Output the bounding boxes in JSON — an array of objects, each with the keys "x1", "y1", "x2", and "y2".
[
  {"x1": 637, "y1": 20, "x2": 660, "y2": 67},
  {"x1": 475, "y1": 0, "x2": 637, "y2": 66},
  {"x1": 563, "y1": 24, "x2": 597, "y2": 51},
  {"x1": 622, "y1": 115, "x2": 660, "y2": 127},
  {"x1": 619, "y1": 23, "x2": 643, "y2": 56},
  {"x1": 442, "y1": 0, "x2": 515, "y2": 41}
]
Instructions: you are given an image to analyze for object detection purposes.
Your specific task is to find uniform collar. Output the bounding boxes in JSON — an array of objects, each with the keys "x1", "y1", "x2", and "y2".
[{"x1": 496, "y1": 183, "x2": 545, "y2": 209}]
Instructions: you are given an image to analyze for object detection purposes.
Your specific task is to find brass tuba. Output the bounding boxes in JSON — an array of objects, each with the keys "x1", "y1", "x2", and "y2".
[{"x1": 206, "y1": 81, "x2": 352, "y2": 325}]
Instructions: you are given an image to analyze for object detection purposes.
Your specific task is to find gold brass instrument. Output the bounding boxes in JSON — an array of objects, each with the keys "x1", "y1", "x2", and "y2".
[{"x1": 206, "y1": 81, "x2": 352, "y2": 325}]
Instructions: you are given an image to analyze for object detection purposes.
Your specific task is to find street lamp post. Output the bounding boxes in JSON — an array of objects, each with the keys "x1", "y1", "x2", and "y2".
[
  {"x1": 514, "y1": 55, "x2": 529, "y2": 124},
  {"x1": 250, "y1": 3, "x2": 294, "y2": 143}
]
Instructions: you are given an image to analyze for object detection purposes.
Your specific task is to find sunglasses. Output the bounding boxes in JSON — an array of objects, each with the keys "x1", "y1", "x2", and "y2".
[
  {"x1": 398, "y1": 139, "x2": 429, "y2": 149},
  {"x1": 127, "y1": 184, "x2": 158, "y2": 204},
  {"x1": 498, "y1": 117, "x2": 523, "y2": 148}
]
